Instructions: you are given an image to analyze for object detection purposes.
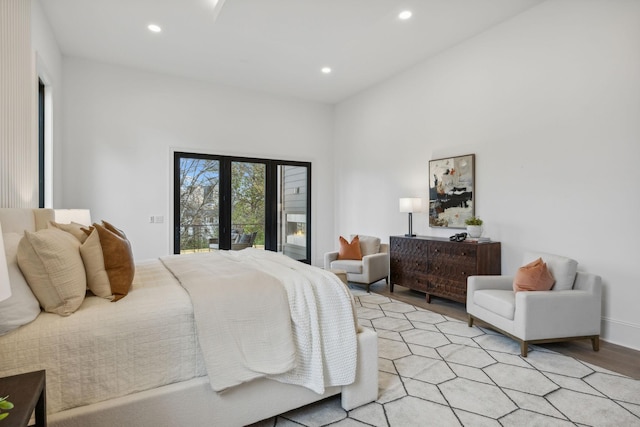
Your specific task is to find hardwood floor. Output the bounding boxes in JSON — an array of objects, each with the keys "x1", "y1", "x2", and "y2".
[{"x1": 369, "y1": 283, "x2": 640, "y2": 380}]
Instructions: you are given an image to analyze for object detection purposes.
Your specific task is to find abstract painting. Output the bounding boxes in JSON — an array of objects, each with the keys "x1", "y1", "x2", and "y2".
[{"x1": 429, "y1": 154, "x2": 475, "y2": 228}]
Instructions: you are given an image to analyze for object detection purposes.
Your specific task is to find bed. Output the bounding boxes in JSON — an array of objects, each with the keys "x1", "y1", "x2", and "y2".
[{"x1": 0, "y1": 208, "x2": 378, "y2": 427}]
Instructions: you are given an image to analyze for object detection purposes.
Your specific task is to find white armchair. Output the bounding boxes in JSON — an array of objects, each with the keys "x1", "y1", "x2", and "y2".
[
  {"x1": 467, "y1": 252, "x2": 602, "y2": 357},
  {"x1": 324, "y1": 235, "x2": 389, "y2": 292}
]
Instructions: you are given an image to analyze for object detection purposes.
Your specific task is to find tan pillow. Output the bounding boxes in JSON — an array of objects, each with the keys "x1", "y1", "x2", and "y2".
[
  {"x1": 17, "y1": 228, "x2": 86, "y2": 316},
  {"x1": 93, "y1": 222, "x2": 134, "y2": 301},
  {"x1": 338, "y1": 235, "x2": 362, "y2": 260},
  {"x1": 48, "y1": 221, "x2": 89, "y2": 243},
  {"x1": 513, "y1": 258, "x2": 555, "y2": 292},
  {"x1": 79, "y1": 227, "x2": 114, "y2": 300},
  {"x1": 355, "y1": 235, "x2": 381, "y2": 256}
]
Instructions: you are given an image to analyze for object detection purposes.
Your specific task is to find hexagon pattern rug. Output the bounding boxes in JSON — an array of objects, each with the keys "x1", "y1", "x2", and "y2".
[{"x1": 252, "y1": 293, "x2": 640, "y2": 427}]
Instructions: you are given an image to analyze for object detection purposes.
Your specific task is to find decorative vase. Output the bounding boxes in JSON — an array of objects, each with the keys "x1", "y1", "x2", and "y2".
[{"x1": 467, "y1": 225, "x2": 483, "y2": 238}]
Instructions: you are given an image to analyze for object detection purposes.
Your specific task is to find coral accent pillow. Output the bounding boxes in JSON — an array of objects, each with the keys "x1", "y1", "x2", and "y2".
[
  {"x1": 338, "y1": 235, "x2": 362, "y2": 260},
  {"x1": 513, "y1": 258, "x2": 555, "y2": 292},
  {"x1": 89, "y1": 222, "x2": 135, "y2": 302},
  {"x1": 17, "y1": 228, "x2": 87, "y2": 316}
]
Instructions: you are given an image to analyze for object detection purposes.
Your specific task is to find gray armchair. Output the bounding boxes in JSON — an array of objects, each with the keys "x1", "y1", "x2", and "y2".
[
  {"x1": 324, "y1": 235, "x2": 389, "y2": 292},
  {"x1": 467, "y1": 251, "x2": 602, "y2": 357}
]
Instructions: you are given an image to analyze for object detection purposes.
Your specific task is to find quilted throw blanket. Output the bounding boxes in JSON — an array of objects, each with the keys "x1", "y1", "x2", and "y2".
[{"x1": 160, "y1": 249, "x2": 358, "y2": 394}]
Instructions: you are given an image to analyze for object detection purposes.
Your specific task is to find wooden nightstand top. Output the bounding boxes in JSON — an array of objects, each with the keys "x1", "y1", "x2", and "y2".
[{"x1": 0, "y1": 370, "x2": 46, "y2": 427}]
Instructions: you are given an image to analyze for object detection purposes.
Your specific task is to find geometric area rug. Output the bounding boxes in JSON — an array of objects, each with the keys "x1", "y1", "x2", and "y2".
[{"x1": 253, "y1": 293, "x2": 640, "y2": 427}]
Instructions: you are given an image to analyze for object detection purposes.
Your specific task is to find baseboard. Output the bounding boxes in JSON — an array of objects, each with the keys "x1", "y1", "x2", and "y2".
[{"x1": 601, "y1": 316, "x2": 640, "y2": 351}]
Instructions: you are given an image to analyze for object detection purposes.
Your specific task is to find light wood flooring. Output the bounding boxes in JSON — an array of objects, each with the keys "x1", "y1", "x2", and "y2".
[{"x1": 368, "y1": 283, "x2": 640, "y2": 380}]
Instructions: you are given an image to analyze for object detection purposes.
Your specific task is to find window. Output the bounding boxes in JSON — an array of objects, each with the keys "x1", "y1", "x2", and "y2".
[
  {"x1": 38, "y1": 79, "x2": 45, "y2": 208},
  {"x1": 174, "y1": 152, "x2": 311, "y2": 263}
]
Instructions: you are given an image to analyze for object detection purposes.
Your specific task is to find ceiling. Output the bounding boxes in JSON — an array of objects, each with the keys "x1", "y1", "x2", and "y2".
[{"x1": 39, "y1": 0, "x2": 545, "y2": 104}]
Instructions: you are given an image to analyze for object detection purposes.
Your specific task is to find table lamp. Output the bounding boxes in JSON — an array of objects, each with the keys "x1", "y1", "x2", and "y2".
[{"x1": 399, "y1": 198, "x2": 422, "y2": 237}]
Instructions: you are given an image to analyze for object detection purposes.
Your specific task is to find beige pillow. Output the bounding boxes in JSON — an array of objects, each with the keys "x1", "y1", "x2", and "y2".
[
  {"x1": 354, "y1": 235, "x2": 381, "y2": 256},
  {"x1": 79, "y1": 227, "x2": 114, "y2": 300},
  {"x1": 17, "y1": 228, "x2": 86, "y2": 316},
  {"x1": 48, "y1": 221, "x2": 89, "y2": 243}
]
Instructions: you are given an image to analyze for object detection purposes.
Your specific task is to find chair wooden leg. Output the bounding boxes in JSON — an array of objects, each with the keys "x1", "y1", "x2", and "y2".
[
  {"x1": 520, "y1": 341, "x2": 528, "y2": 357},
  {"x1": 467, "y1": 315, "x2": 474, "y2": 327},
  {"x1": 592, "y1": 336, "x2": 600, "y2": 352}
]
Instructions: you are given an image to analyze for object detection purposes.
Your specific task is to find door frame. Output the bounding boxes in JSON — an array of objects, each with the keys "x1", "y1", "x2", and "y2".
[{"x1": 173, "y1": 151, "x2": 311, "y2": 262}]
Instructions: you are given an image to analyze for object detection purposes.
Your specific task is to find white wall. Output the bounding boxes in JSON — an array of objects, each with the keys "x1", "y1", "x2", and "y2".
[
  {"x1": 60, "y1": 58, "x2": 335, "y2": 264},
  {"x1": 334, "y1": 0, "x2": 640, "y2": 350}
]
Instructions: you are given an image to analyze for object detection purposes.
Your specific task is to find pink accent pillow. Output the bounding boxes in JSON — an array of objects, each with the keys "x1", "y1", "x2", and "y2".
[{"x1": 513, "y1": 258, "x2": 555, "y2": 292}]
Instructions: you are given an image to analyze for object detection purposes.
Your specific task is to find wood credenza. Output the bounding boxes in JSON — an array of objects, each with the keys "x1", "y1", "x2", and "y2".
[{"x1": 390, "y1": 235, "x2": 501, "y2": 304}]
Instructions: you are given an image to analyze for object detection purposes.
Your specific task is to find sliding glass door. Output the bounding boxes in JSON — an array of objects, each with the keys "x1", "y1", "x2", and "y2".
[
  {"x1": 279, "y1": 165, "x2": 308, "y2": 261},
  {"x1": 231, "y1": 161, "x2": 265, "y2": 251},
  {"x1": 174, "y1": 152, "x2": 311, "y2": 262},
  {"x1": 176, "y1": 156, "x2": 220, "y2": 253}
]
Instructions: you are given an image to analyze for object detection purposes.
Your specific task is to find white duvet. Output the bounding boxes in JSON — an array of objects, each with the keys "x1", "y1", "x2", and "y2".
[{"x1": 0, "y1": 250, "x2": 358, "y2": 415}]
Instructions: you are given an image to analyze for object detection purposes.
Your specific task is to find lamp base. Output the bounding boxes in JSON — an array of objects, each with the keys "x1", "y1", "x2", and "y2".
[{"x1": 404, "y1": 233, "x2": 416, "y2": 237}]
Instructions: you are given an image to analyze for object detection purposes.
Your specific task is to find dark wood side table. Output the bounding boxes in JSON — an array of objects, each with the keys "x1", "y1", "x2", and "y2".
[{"x1": 0, "y1": 370, "x2": 46, "y2": 427}]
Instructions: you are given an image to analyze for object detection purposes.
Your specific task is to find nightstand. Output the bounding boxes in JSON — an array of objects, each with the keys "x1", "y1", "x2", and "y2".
[{"x1": 0, "y1": 370, "x2": 46, "y2": 427}]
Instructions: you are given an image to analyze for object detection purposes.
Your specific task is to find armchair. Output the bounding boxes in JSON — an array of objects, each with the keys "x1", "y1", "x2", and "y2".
[
  {"x1": 324, "y1": 235, "x2": 389, "y2": 292},
  {"x1": 467, "y1": 252, "x2": 602, "y2": 357}
]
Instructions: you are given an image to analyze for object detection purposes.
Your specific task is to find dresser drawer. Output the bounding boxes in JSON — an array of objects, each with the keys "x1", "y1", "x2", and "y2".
[
  {"x1": 428, "y1": 241, "x2": 477, "y2": 259},
  {"x1": 427, "y1": 260, "x2": 477, "y2": 279},
  {"x1": 426, "y1": 277, "x2": 468, "y2": 303}
]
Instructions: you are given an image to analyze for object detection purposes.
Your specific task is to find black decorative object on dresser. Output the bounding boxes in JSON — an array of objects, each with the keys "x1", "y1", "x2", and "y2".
[{"x1": 389, "y1": 235, "x2": 501, "y2": 303}]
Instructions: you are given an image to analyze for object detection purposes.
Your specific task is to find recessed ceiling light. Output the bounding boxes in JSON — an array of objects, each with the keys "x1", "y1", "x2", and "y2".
[
  {"x1": 321, "y1": 67, "x2": 332, "y2": 74},
  {"x1": 148, "y1": 24, "x2": 162, "y2": 33},
  {"x1": 398, "y1": 10, "x2": 412, "y2": 20}
]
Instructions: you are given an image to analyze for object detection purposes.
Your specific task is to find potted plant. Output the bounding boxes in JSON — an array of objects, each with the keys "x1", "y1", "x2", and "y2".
[
  {"x1": 465, "y1": 216, "x2": 483, "y2": 238},
  {"x1": 0, "y1": 395, "x2": 13, "y2": 421}
]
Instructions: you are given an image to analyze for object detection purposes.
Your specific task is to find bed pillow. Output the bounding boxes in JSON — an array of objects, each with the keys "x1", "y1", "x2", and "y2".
[
  {"x1": 513, "y1": 258, "x2": 555, "y2": 293},
  {"x1": 92, "y1": 222, "x2": 135, "y2": 301},
  {"x1": 17, "y1": 228, "x2": 86, "y2": 316},
  {"x1": 0, "y1": 231, "x2": 41, "y2": 335},
  {"x1": 79, "y1": 227, "x2": 114, "y2": 300},
  {"x1": 48, "y1": 220, "x2": 89, "y2": 243},
  {"x1": 338, "y1": 235, "x2": 362, "y2": 260}
]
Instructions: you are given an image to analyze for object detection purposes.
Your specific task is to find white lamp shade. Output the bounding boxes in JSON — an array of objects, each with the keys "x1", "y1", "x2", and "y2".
[
  {"x1": 0, "y1": 223, "x2": 11, "y2": 302},
  {"x1": 399, "y1": 198, "x2": 422, "y2": 213}
]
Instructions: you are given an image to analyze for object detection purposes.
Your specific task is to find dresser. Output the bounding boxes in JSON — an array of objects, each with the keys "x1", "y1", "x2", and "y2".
[{"x1": 389, "y1": 235, "x2": 501, "y2": 304}]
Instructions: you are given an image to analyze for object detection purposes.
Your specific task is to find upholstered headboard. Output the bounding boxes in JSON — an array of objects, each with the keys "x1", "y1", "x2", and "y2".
[{"x1": 0, "y1": 208, "x2": 91, "y2": 233}]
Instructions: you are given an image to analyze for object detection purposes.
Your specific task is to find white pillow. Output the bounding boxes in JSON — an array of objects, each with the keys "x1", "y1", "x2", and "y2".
[
  {"x1": 523, "y1": 251, "x2": 578, "y2": 291},
  {"x1": 352, "y1": 235, "x2": 381, "y2": 257},
  {"x1": 0, "y1": 232, "x2": 41, "y2": 335},
  {"x1": 17, "y1": 228, "x2": 87, "y2": 316}
]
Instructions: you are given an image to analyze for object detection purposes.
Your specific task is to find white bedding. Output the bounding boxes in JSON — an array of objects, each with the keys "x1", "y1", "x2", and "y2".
[
  {"x1": 0, "y1": 250, "x2": 359, "y2": 415},
  {"x1": 0, "y1": 259, "x2": 206, "y2": 414}
]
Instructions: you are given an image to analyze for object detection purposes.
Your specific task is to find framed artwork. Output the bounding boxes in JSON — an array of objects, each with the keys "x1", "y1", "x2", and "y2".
[{"x1": 428, "y1": 154, "x2": 475, "y2": 228}]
